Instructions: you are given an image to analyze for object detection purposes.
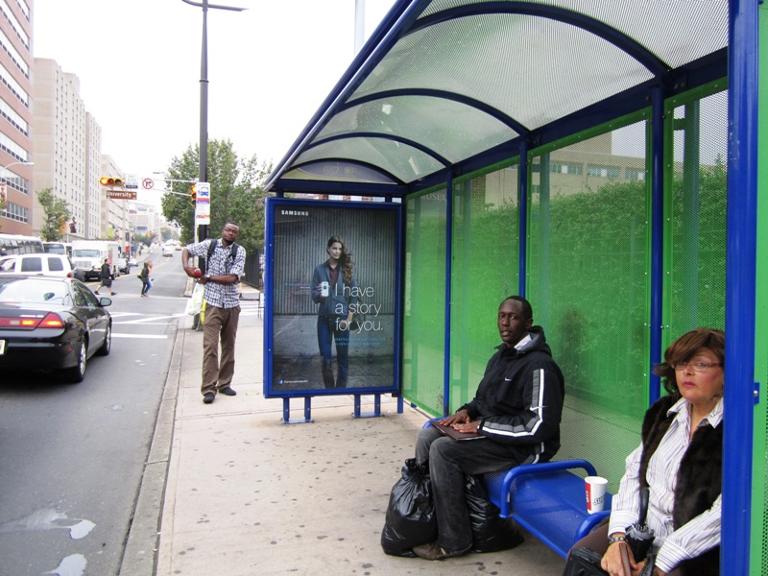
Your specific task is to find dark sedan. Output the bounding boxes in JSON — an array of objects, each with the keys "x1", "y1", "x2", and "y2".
[{"x1": 0, "y1": 274, "x2": 112, "y2": 382}]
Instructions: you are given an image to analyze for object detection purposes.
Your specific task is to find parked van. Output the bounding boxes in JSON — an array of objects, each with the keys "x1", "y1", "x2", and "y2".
[{"x1": 71, "y1": 241, "x2": 121, "y2": 281}]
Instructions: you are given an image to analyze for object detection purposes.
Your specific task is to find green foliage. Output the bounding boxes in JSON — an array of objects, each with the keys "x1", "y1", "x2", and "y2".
[
  {"x1": 134, "y1": 231, "x2": 155, "y2": 247},
  {"x1": 160, "y1": 139, "x2": 271, "y2": 253},
  {"x1": 37, "y1": 188, "x2": 71, "y2": 242}
]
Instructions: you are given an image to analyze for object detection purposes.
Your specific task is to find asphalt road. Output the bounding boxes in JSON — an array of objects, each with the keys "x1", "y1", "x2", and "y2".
[{"x1": 0, "y1": 248, "x2": 188, "y2": 576}]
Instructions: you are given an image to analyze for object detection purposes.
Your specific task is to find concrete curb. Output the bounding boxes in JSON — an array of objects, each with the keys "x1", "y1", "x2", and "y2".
[{"x1": 117, "y1": 325, "x2": 185, "y2": 576}]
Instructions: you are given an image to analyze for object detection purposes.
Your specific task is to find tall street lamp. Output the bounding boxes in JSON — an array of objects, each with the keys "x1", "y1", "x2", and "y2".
[{"x1": 181, "y1": 0, "x2": 246, "y2": 245}]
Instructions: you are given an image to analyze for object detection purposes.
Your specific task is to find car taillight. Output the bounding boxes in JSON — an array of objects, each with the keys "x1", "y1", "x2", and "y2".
[
  {"x1": 0, "y1": 312, "x2": 64, "y2": 329},
  {"x1": 40, "y1": 313, "x2": 65, "y2": 328},
  {"x1": 66, "y1": 271, "x2": 73, "y2": 278}
]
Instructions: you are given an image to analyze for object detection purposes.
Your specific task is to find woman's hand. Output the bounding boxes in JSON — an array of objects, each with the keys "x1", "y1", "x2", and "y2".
[{"x1": 601, "y1": 541, "x2": 636, "y2": 576}]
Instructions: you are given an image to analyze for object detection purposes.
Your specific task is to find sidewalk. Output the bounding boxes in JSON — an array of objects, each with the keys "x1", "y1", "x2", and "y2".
[{"x1": 145, "y1": 311, "x2": 565, "y2": 575}]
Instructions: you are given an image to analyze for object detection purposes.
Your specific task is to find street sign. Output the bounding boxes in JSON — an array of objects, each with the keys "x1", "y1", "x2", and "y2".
[
  {"x1": 142, "y1": 178, "x2": 154, "y2": 190},
  {"x1": 195, "y1": 181, "x2": 211, "y2": 225},
  {"x1": 107, "y1": 190, "x2": 137, "y2": 200}
]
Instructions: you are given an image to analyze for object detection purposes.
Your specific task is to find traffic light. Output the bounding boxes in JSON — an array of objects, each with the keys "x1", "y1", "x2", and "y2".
[
  {"x1": 189, "y1": 183, "x2": 197, "y2": 204},
  {"x1": 99, "y1": 176, "x2": 124, "y2": 187}
]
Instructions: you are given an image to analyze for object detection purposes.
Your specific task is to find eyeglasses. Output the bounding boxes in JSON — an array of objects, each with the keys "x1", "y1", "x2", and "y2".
[{"x1": 672, "y1": 361, "x2": 722, "y2": 373}]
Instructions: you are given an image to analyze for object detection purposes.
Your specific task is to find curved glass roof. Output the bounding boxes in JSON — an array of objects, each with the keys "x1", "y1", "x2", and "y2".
[{"x1": 266, "y1": 0, "x2": 728, "y2": 194}]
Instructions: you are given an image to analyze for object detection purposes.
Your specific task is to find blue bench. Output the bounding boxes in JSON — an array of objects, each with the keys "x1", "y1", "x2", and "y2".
[
  {"x1": 483, "y1": 459, "x2": 611, "y2": 558},
  {"x1": 422, "y1": 420, "x2": 611, "y2": 558}
]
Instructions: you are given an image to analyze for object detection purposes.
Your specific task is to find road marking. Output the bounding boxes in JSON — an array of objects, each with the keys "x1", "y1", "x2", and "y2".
[
  {"x1": 117, "y1": 313, "x2": 186, "y2": 325},
  {"x1": 112, "y1": 333, "x2": 168, "y2": 339},
  {"x1": 109, "y1": 312, "x2": 143, "y2": 318}
]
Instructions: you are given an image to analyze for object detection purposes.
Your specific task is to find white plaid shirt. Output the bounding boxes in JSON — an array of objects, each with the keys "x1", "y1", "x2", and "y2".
[{"x1": 186, "y1": 238, "x2": 245, "y2": 309}]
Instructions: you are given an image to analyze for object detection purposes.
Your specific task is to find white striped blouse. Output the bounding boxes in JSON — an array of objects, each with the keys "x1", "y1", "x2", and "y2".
[{"x1": 608, "y1": 397, "x2": 723, "y2": 573}]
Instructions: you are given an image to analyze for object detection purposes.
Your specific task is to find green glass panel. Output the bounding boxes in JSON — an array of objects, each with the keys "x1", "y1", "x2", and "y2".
[
  {"x1": 449, "y1": 166, "x2": 519, "y2": 412},
  {"x1": 666, "y1": 91, "x2": 727, "y2": 337},
  {"x1": 402, "y1": 189, "x2": 447, "y2": 415},
  {"x1": 527, "y1": 125, "x2": 650, "y2": 490}
]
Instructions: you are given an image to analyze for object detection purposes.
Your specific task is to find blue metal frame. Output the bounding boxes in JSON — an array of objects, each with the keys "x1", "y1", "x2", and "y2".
[
  {"x1": 723, "y1": 1, "x2": 759, "y2": 574},
  {"x1": 262, "y1": 197, "x2": 404, "y2": 399},
  {"x1": 270, "y1": 178, "x2": 405, "y2": 198},
  {"x1": 648, "y1": 85, "x2": 665, "y2": 404},
  {"x1": 517, "y1": 140, "x2": 528, "y2": 297}
]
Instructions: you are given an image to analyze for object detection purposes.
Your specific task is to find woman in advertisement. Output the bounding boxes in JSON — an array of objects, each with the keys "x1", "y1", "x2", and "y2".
[{"x1": 311, "y1": 235, "x2": 357, "y2": 389}]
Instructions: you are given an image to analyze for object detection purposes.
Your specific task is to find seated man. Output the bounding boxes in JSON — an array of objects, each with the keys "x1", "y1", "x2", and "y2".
[{"x1": 412, "y1": 295, "x2": 565, "y2": 560}]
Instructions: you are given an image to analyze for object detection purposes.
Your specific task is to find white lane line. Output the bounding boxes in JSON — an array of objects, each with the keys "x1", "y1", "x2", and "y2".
[
  {"x1": 109, "y1": 312, "x2": 143, "y2": 318},
  {"x1": 112, "y1": 333, "x2": 168, "y2": 339},
  {"x1": 118, "y1": 313, "x2": 186, "y2": 325}
]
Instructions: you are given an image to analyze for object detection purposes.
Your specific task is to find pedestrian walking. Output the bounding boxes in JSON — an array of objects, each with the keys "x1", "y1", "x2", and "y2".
[
  {"x1": 139, "y1": 259, "x2": 153, "y2": 297},
  {"x1": 94, "y1": 258, "x2": 116, "y2": 296}
]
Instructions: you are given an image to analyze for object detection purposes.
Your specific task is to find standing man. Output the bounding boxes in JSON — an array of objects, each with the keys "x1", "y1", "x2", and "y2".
[
  {"x1": 182, "y1": 222, "x2": 246, "y2": 404},
  {"x1": 411, "y1": 295, "x2": 565, "y2": 561}
]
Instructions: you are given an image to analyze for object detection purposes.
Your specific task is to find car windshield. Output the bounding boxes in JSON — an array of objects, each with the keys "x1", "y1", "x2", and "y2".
[
  {"x1": 0, "y1": 278, "x2": 68, "y2": 304},
  {"x1": 73, "y1": 249, "x2": 101, "y2": 258}
]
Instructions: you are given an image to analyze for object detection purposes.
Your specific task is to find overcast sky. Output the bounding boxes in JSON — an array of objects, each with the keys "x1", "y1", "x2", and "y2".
[{"x1": 33, "y1": 0, "x2": 396, "y2": 202}]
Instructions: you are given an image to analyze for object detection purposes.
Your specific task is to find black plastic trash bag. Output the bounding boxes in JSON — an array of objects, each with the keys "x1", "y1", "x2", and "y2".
[
  {"x1": 465, "y1": 474, "x2": 524, "y2": 553},
  {"x1": 381, "y1": 458, "x2": 437, "y2": 556}
]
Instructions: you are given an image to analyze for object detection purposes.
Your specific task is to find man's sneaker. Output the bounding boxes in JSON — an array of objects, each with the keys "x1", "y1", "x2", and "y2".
[
  {"x1": 219, "y1": 386, "x2": 237, "y2": 396},
  {"x1": 203, "y1": 392, "x2": 215, "y2": 404},
  {"x1": 412, "y1": 542, "x2": 467, "y2": 561}
]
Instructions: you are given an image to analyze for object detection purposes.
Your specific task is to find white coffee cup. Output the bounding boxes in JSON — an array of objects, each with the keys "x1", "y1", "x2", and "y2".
[
  {"x1": 584, "y1": 476, "x2": 608, "y2": 514},
  {"x1": 320, "y1": 281, "x2": 329, "y2": 297}
]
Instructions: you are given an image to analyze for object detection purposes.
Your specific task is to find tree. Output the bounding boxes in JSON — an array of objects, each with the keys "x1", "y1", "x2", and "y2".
[
  {"x1": 38, "y1": 188, "x2": 72, "y2": 242},
  {"x1": 161, "y1": 139, "x2": 271, "y2": 254}
]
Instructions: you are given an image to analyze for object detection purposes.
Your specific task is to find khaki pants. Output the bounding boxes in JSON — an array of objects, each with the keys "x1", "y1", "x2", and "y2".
[{"x1": 201, "y1": 305, "x2": 240, "y2": 395}]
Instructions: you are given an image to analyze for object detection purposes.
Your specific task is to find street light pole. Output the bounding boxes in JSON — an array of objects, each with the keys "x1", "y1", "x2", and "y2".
[{"x1": 181, "y1": 0, "x2": 246, "y2": 245}]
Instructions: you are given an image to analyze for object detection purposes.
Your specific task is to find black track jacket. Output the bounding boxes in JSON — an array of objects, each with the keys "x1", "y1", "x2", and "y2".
[{"x1": 459, "y1": 326, "x2": 565, "y2": 462}]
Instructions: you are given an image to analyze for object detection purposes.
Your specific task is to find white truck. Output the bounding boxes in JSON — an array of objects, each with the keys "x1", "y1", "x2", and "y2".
[{"x1": 71, "y1": 240, "x2": 121, "y2": 281}]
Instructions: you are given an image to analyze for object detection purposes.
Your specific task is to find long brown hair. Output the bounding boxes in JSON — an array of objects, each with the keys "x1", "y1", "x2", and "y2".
[
  {"x1": 653, "y1": 328, "x2": 725, "y2": 396},
  {"x1": 327, "y1": 235, "x2": 353, "y2": 285}
]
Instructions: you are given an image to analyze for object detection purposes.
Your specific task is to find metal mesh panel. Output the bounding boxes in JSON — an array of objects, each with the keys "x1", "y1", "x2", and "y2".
[
  {"x1": 295, "y1": 138, "x2": 443, "y2": 182},
  {"x1": 666, "y1": 90, "x2": 727, "y2": 337},
  {"x1": 354, "y1": 13, "x2": 652, "y2": 131},
  {"x1": 420, "y1": 0, "x2": 728, "y2": 69},
  {"x1": 449, "y1": 165, "x2": 519, "y2": 412},
  {"x1": 283, "y1": 162, "x2": 396, "y2": 184},
  {"x1": 402, "y1": 189, "x2": 447, "y2": 415},
  {"x1": 316, "y1": 96, "x2": 515, "y2": 163},
  {"x1": 527, "y1": 122, "x2": 650, "y2": 489}
]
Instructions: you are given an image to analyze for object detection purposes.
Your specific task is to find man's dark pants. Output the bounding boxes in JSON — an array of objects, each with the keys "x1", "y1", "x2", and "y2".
[{"x1": 416, "y1": 426, "x2": 532, "y2": 553}]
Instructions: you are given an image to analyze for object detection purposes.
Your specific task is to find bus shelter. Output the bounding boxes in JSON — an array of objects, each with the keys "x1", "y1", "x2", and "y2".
[{"x1": 264, "y1": 2, "x2": 766, "y2": 573}]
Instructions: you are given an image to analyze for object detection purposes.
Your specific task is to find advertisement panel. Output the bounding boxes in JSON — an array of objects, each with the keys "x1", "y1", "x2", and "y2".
[{"x1": 264, "y1": 198, "x2": 402, "y2": 398}]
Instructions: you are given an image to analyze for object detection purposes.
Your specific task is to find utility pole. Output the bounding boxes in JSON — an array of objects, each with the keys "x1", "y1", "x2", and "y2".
[{"x1": 181, "y1": 0, "x2": 246, "y2": 247}]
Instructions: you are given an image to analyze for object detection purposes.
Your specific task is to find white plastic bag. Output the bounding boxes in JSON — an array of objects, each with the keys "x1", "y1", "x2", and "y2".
[{"x1": 185, "y1": 283, "x2": 204, "y2": 316}]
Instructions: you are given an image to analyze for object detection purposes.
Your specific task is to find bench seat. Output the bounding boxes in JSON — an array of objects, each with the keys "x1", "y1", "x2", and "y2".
[{"x1": 483, "y1": 459, "x2": 612, "y2": 558}]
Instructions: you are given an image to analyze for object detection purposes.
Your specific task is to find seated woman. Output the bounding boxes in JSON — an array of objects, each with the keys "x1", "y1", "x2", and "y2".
[{"x1": 571, "y1": 328, "x2": 723, "y2": 576}]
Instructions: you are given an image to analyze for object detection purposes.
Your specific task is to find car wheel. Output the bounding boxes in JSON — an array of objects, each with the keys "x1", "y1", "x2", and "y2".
[
  {"x1": 96, "y1": 323, "x2": 111, "y2": 356},
  {"x1": 63, "y1": 338, "x2": 88, "y2": 383}
]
